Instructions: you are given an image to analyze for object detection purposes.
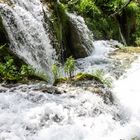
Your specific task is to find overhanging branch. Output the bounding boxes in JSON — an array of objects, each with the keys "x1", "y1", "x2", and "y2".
[{"x1": 109, "y1": 0, "x2": 132, "y2": 17}]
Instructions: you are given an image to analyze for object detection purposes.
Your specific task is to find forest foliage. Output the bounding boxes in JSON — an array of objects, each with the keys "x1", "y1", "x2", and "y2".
[{"x1": 58, "y1": 0, "x2": 140, "y2": 46}]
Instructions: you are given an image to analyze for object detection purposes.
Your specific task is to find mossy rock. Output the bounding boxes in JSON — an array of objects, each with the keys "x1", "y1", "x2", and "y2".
[
  {"x1": 74, "y1": 73, "x2": 103, "y2": 84},
  {"x1": 119, "y1": 47, "x2": 140, "y2": 53},
  {"x1": 51, "y1": 2, "x2": 93, "y2": 59},
  {"x1": 53, "y1": 73, "x2": 104, "y2": 86},
  {"x1": 53, "y1": 77, "x2": 68, "y2": 86}
]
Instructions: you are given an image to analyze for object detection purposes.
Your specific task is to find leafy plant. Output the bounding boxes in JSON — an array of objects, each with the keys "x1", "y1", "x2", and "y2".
[
  {"x1": 20, "y1": 64, "x2": 34, "y2": 77},
  {"x1": 0, "y1": 56, "x2": 20, "y2": 82},
  {"x1": 52, "y1": 63, "x2": 61, "y2": 80},
  {"x1": 0, "y1": 55, "x2": 35, "y2": 83},
  {"x1": 79, "y1": 0, "x2": 100, "y2": 17},
  {"x1": 64, "y1": 56, "x2": 76, "y2": 78},
  {"x1": 93, "y1": 69, "x2": 112, "y2": 87}
]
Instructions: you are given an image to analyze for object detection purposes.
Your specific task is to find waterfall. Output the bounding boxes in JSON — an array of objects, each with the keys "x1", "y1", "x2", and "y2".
[
  {"x1": 0, "y1": 0, "x2": 56, "y2": 79},
  {"x1": 0, "y1": 1, "x2": 140, "y2": 139}
]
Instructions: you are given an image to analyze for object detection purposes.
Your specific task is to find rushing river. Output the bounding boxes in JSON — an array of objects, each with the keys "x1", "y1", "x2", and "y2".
[
  {"x1": 0, "y1": 0, "x2": 139, "y2": 139},
  {"x1": 0, "y1": 47, "x2": 140, "y2": 140}
]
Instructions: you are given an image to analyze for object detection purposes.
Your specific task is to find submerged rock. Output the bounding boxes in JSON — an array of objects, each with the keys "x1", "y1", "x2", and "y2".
[
  {"x1": 71, "y1": 80, "x2": 113, "y2": 104},
  {"x1": 109, "y1": 47, "x2": 139, "y2": 79},
  {"x1": 54, "y1": 76, "x2": 114, "y2": 104}
]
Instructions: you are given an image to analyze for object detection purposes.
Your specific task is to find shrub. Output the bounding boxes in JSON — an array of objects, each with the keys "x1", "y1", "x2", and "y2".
[
  {"x1": 79, "y1": 0, "x2": 100, "y2": 17},
  {"x1": 0, "y1": 56, "x2": 20, "y2": 82},
  {"x1": 20, "y1": 65, "x2": 34, "y2": 76},
  {"x1": 0, "y1": 55, "x2": 35, "y2": 83}
]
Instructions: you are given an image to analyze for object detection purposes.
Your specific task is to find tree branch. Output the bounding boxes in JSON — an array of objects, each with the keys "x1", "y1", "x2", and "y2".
[{"x1": 109, "y1": 0, "x2": 132, "y2": 17}]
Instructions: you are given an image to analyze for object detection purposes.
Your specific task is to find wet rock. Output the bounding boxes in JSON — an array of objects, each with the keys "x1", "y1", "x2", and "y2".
[
  {"x1": 1, "y1": 83, "x2": 20, "y2": 88},
  {"x1": 66, "y1": 13, "x2": 94, "y2": 58},
  {"x1": 71, "y1": 80, "x2": 113, "y2": 104},
  {"x1": 41, "y1": 86, "x2": 62, "y2": 94},
  {"x1": 0, "y1": 88, "x2": 6, "y2": 93},
  {"x1": 55, "y1": 78, "x2": 113, "y2": 104},
  {"x1": 109, "y1": 48, "x2": 139, "y2": 79},
  {"x1": 33, "y1": 85, "x2": 62, "y2": 94}
]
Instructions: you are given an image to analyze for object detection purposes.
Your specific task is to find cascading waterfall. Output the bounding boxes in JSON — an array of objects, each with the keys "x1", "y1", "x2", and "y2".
[
  {"x1": 0, "y1": 0, "x2": 56, "y2": 79},
  {"x1": 0, "y1": 1, "x2": 140, "y2": 140}
]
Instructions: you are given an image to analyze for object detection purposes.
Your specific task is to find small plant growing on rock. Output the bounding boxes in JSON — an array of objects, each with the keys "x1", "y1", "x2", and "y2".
[
  {"x1": 93, "y1": 69, "x2": 112, "y2": 88},
  {"x1": 52, "y1": 63, "x2": 60, "y2": 80},
  {"x1": 64, "y1": 56, "x2": 76, "y2": 78}
]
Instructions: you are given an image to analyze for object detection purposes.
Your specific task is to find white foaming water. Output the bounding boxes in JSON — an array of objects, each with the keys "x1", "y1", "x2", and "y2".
[
  {"x1": 0, "y1": 84, "x2": 121, "y2": 140},
  {"x1": 0, "y1": 0, "x2": 56, "y2": 77},
  {"x1": 0, "y1": 45, "x2": 140, "y2": 139},
  {"x1": 77, "y1": 40, "x2": 120, "y2": 73},
  {"x1": 92, "y1": 40, "x2": 120, "y2": 59},
  {"x1": 1, "y1": 55, "x2": 140, "y2": 140},
  {"x1": 111, "y1": 56, "x2": 140, "y2": 140}
]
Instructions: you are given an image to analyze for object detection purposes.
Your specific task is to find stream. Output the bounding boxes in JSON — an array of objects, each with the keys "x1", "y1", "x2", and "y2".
[
  {"x1": 0, "y1": 44, "x2": 140, "y2": 140},
  {"x1": 0, "y1": 0, "x2": 140, "y2": 139}
]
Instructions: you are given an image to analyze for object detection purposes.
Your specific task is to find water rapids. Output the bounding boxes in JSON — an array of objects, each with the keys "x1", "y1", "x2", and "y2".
[{"x1": 0, "y1": 41, "x2": 140, "y2": 140}]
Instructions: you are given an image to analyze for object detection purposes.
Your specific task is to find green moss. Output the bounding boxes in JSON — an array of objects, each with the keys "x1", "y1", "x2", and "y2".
[
  {"x1": 52, "y1": 71, "x2": 112, "y2": 87},
  {"x1": 53, "y1": 77, "x2": 68, "y2": 86},
  {"x1": 75, "y1": 73, "x2": 98, "y2": 81},
  {"x1": 50, "y1": 2, "x2": 70, "y2": 59}
]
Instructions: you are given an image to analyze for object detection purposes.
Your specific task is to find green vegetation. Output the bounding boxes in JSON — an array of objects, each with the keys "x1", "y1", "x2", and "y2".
[
  {"x1": 52, "y1": 63, "x2": 61, "y2": 81},
  {"x1": 51, "y1": 56, "x2": 112, "y2": 87},
  {"x1": 64, "y1": 56, "x2": 76, "y2": 78},
  {"x1": 51, "y1": 2, "x2": 69, "y2": 60},
  {"x1": 58, "y1": 0, "x2": 140, "y2": 45},
  {"x1": 1, "y1": 0, "x2": 140, "y2": 84},
  {"x1": 77, "y1": 71, "x2": 112, "y2": 88},
  {"x1": 135, "y1": 38, "x2": 140, "y2": 46},
  {"x1": 0, "y1": 55, "x2": 34, "y2": 83},
  {"x1": 75, "y1": 73, "x2": 99, "y2": 81},
  {"x1": 52, "y1": 56, "x2": 76, "y2": 84},
  {"x1": 93, "y1": 69, "x2": 112, "y2": 88},
  {"x1": 0, "y1": 45, "x2": 48, "y2": 83},
  {"x1": 53, "y1": 77, "x2": 68, "y2": 86},
  {"x1": 54, "y1": 71, "x2": 112, "y2": 87}
]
